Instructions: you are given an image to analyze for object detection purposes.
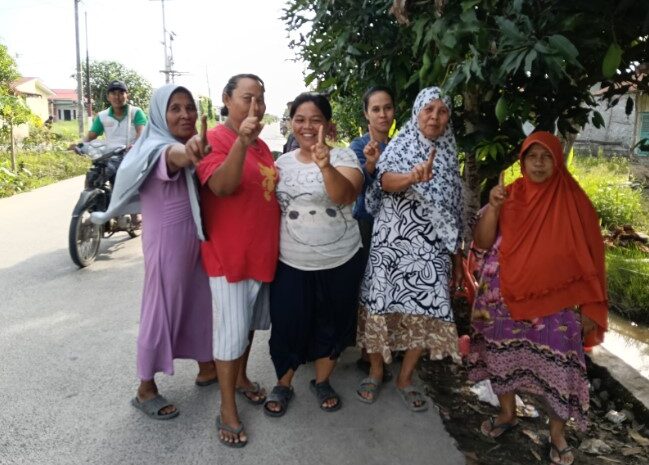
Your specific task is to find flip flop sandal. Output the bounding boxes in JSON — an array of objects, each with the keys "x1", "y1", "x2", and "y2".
[
  {"x1": 549, "y1": 442, "x2": 575, "y2": 465},
  {"x1": 355, "y1": 377, "x2": 382, "y2": 404},
  {"x1": 309, "y1": 379, "x2": 342, "y2": 412},
  {"x1": 397, "y1": 385, "x2": 428, "y2": 412},
  {"x1": 355, "y1": 358, "x2": 393, "y2": 382},
  {"x1": 216, "y1": 415, "x2": 247, "y2": 448},
  {"x1": 195, "y1": 376, "x2": 218, "y2": 387},
  {"x1": 131, "y1": 395, "x2": 179, "y2": 420},
  {"x1": 236, "y1": 381, "x2": 266, "y2": 405},
  {"x1": 480, "y1": 416, "x2": 519, "y2": 438},
  {"x1": 263, "y1": 385, "x2": 294, "y2": 417}
]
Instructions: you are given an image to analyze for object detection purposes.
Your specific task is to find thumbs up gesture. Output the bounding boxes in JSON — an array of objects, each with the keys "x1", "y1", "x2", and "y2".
[
  {"x1": 185, "y1": 114, "x2": 212, "y2": 165},
  {"x1": 311, "y1": 125, "x2": 332, "y2": 170},
  {"x1": 410, "y1": 148, "x2": 435, "y2": 184},
  {"x1": 238, "y1": 96, "x2": 264, "y2": 147}
]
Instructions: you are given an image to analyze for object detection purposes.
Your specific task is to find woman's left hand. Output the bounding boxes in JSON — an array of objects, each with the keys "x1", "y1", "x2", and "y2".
[{"x1": 311, "y1": 125, "x2": 332, "y2": 170}]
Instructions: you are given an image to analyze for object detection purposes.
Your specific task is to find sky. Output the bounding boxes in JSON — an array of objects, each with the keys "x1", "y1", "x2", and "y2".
[{"x1": 0, "y1": 0, "x2": 310, "y2": 117}]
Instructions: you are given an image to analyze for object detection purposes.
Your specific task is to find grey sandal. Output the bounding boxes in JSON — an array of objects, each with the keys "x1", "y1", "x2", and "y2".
[
  {"x1": 355, "y1": 377, "x2": 381, "y2": 404},
  {"x1": 216, "y1": 415, "x2": 247, "y2": 448},
  {"x1": 397, "y1": 385, "x2": 428, "y2": 412},
  {"x1": 131, "y1": 395, "x2": 179, "y2": 420},
  {"x1": 263, "y1": 385, "x2": 294, "y2": 417},
  {"x1": 309, "y1": 379, "x2": 342, "y2": 412},
  {"x1": 236, "y1": 381, "x2": 266, "y2": 405}
]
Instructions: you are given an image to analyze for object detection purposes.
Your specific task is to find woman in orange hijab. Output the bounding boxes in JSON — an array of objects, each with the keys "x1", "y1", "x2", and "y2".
[{"x1": 467, "y1": 131, "x2": 607, "y2": 465}]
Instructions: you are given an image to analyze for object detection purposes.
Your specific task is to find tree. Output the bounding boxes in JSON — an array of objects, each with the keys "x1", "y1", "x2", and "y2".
[
  {"x1": 283, "y1": 0, "x2": 649, "y2": 233},
  {"x1": 0, "y1": 43, "x2": 37, "y2": 171},
  {"x1": 82, "y1": 60, "x2": 152, "y2": 114}
]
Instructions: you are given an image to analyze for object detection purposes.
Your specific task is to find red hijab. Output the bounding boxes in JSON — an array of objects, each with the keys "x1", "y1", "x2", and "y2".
[{"x1": 499, "y1": 131, "x2": 608, "y2": 346}]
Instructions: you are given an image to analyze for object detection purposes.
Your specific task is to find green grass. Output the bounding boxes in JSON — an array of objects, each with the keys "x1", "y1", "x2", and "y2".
[
  {"x1": 606, "y1": 246, "x2": 649, "y2": 323},
  {"x1": 51, "y1": 120, "x2": 82, "y2": 141},
  {"x1": 0, "y1": 150, "x2": 89, "y2": 198}
]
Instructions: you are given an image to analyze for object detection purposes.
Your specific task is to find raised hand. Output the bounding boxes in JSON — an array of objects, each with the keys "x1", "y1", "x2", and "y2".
[
  {"x1": 311, "y1": 125, "x2": 331, "y2": 169},
  {"x1": 184, "y1": 115, "x2": 211, "y2": 166},
  {"x1": 488, "y1": 170, "x2": 507, "y2": 210},
  {"x1": 238, "y1": 96, "x2": 264, "y2": 146},
  {"x1": 363, "y1": 137, "x2": 381, "y2": 174},
  {"x1": 410, "y1": 148, "x2": 435, "y2": 184}
]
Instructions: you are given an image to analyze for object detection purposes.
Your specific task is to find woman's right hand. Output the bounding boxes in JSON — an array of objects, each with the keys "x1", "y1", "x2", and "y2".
[
  {"x1": 184, "y1": 115, "x2": 211, "y2": 166},
  {"x1": 488, "y1": 171, "x2": 507, "y2": 210},
  {"x1": 410, "y1": 148, "x2": 435, "y2": 184},
  {"x1": 363, "y1": 139, "x2": 381, "y2": 175},
  {"x1": 238, "y1": 96, "x2": 264, "y2": 147}
]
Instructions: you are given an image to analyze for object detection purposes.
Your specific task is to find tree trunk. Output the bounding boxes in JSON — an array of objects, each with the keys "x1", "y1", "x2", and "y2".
[
  {"x1": 10, "y1": 120, "x2": 16, "y2": 172},
  {"x1": 461, "y1": 89, "x2": 481, "y2": 248}
]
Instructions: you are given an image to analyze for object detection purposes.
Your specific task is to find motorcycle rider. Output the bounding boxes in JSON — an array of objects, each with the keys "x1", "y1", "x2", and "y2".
[{"x1": 83, "y1": 80, "x2": 147, "y2": 147}]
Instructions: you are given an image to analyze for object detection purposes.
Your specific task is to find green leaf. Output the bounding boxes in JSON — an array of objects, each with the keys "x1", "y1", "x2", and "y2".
[
  {"x1": 625, "y1": 96, "x2": 634, "y2": 116},
  {"x1": 591, "y1": 111, "x2": 606, "y2": 129},
  {"x1": 602, "y1": 42, "x2": 623, "y2": 78},
  {"x1": 524, "y1": 49, "x2": 537, "y2": 73},
  {"x1": 533, "y1": 41, "x2": 552, "y2": 54},
  {"x1": 548, "y1": 34, "x2": 579, "y2": 62},
  {"x1": 495, "y1": 16, "x2": 525, "y2": 42},
  {"x1": 419, "y1": 51, "x2": 432, "y2": 83},
  {"x1": 495, "y1": 96, "x2": 508, "y2": 124},
  {"x1": 441, "y1": 32, "x2": 457, "y2": 49},
  {"x1": 461, "y1": 0, "x2": 480, "y2": 11},
  {"x1": 412, "y1": 18, "x2": 428, "y2": 55},
  {"x1": 346, "y1": 45, "x2": 361, "y2": 56}
]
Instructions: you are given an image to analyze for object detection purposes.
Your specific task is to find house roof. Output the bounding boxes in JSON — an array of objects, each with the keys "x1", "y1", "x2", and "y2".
[
  {"x1": 50, "y1": 89, "x2": 78, "y2": 101},
  {"x1": 11, "y1": 77, "x2": 55, "y2": 97}
]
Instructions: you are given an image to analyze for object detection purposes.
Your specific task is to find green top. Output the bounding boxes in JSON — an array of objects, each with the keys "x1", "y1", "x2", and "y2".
[{"x1": 90, "y1": 104, "x2": 147, "y2": 136}]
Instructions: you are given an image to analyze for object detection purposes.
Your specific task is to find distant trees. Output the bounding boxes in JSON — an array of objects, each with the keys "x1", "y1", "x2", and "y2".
[{"x1": 82, "y1": 60, "x2": 152, "y2": 114}]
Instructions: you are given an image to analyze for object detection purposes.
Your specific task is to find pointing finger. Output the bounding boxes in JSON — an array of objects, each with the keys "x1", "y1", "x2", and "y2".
[
  {"x1": 249, "y1": 96, "x2": 257, "y2": 118},
  {"x1": 318, "y1": 125, "x2": 324, "y2": 145},
  {"x1": 200, "y1": 115, "x2": 207, "y2": 143},
  {"x1": 498, "y1": 170, "x2": 505, "y2": 188},
  {"x1": 427, "y1": 148, "x2": 436, "y2": 167}
]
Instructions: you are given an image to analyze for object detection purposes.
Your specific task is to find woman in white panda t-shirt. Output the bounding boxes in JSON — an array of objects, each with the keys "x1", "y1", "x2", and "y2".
[{"x1": 264, "y1": 93, "x2": 364, "y2": 417}]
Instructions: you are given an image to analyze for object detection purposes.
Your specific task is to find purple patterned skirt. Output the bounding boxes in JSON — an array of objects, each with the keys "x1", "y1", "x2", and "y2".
[{"x1": 467, "y1": 238, "x2": 590, "y2": 430}]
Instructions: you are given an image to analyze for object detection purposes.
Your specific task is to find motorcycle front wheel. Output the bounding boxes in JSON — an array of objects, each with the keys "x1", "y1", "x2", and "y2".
[{"x1": 68, "y1": 206, "x2": 102, "y2": 267}]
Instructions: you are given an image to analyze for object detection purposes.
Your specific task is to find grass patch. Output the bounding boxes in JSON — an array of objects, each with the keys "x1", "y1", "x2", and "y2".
[
  {"x1": 0, "y1": 150, "x2": 89, "y2": 198},
  {"x1": 606, "y1": 246, "x2": 649, "y2": 324}
]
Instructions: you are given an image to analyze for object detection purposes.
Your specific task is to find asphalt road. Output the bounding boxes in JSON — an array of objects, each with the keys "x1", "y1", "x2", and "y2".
[{"x1": 0, "y1": 176, "x2": 464, "y2": 465}]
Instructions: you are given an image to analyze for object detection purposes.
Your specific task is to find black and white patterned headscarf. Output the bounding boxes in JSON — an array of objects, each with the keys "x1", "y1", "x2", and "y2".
[{"x1": 367, "y1": 86, "x2": 464, "y2": 252}]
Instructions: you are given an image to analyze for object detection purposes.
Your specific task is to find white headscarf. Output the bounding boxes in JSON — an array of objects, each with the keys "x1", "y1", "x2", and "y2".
[
  {"x1": 366, "y1": 86, "x2": 463, "y2": 252},
  {"x1": 91, "y1": 84, "x2": 204, "y2": 240}
]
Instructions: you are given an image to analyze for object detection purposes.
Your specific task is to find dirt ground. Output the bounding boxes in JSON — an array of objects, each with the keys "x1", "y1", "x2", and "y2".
[{"x1": 418, "y1": 298, "x2": 649, "y2": 465}]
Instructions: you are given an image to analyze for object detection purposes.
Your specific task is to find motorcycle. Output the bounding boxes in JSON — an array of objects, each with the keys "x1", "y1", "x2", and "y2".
[{"x1": 68, "y1": 142, "x2": 141, "y2": 268}]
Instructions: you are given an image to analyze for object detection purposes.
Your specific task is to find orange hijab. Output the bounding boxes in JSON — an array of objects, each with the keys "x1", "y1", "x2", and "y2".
[{"x1": 499, "y1": 131, "x2": 608, "y2": 346}]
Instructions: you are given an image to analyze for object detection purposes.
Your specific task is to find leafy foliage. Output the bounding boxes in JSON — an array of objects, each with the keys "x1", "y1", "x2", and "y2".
[
  {"x1": 82, "y1": 60, "x2": 152, "y2": 114},
  {"x1": 283, "y1": 0, "x2": 649, "y2": 217},
  {"x1": 606, "y1": 246, "x2": 649, "y2": 323},
  {"x1": 0, "y1": 150, "x2": 89, "y2": 197}
]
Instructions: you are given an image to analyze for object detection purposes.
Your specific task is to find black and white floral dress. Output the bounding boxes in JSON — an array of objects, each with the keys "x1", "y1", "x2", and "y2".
[{"x1": 358, "y1": 87, "x2": 464, "y2": 363}]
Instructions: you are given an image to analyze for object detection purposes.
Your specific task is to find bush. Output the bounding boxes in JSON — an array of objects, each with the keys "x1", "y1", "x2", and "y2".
[
  {"x1": 606, "y1": 246, "x2": 649, "y2": 324},
  {"x1": 0, "y1": 150, "x2": 89, "y2": 197}
]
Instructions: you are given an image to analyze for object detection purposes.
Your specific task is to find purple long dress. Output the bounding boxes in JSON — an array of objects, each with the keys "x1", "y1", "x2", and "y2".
[
  {"x1": 136, "y1": 154, "x2": 213, "y2": 380},
  {"x1": 467, "y1": 236, "x2": 590, "y2": 430}
]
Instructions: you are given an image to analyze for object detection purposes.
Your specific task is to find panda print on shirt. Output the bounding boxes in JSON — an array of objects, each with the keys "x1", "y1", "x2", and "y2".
[{"x1": 275, "y1": 147, "x2": 362, "y2": 270}]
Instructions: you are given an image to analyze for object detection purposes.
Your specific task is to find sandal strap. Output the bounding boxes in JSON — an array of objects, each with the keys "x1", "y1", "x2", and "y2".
[
  {"x1": 311, "y1": 380, "x2": 339, "y2": 402},
  {"x1": 358, "y1": 377, "x2": 381, "y2": 391}
]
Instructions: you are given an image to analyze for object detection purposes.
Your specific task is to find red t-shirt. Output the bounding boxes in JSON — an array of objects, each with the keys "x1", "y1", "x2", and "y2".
[{"x1": 196, "y1": 124, "x2": 280, "y2": 282}]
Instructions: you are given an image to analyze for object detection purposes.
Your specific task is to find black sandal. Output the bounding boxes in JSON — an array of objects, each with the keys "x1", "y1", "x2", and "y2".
[
  {"x1": 309, "y1": 379, "x2": 342, "y2": 412},
  {"x1": 263, "y1": 385, "x2": 294, "y2": 418}
]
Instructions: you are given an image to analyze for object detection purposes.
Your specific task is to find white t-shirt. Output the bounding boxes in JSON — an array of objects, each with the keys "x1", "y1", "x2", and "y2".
[{"x1": 276, "y1": 147, "x2": 363, "y2": 270}]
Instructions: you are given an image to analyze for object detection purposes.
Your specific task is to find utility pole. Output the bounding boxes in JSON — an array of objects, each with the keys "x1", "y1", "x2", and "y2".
[
  {"x1": 84, "y1": 10, "x2": 91, "y2": 117},
  {"x1": 150, "y1": 0, "x2": 170, "y2": 83},
  {"x1": 150, "y1": 0, "x2": 186, "y2": 83},
  {"x1": 74, "y1": 0, "x2": 84, "y2": 136}
]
